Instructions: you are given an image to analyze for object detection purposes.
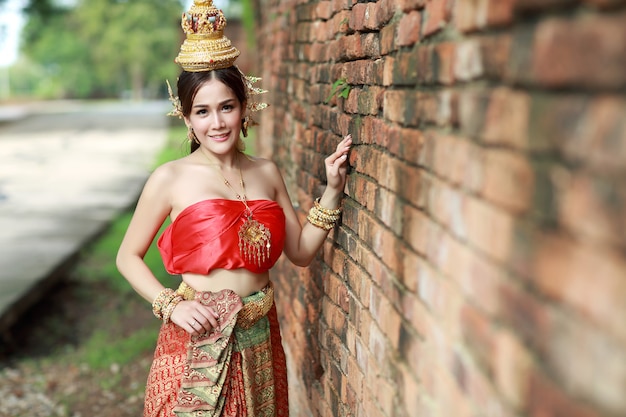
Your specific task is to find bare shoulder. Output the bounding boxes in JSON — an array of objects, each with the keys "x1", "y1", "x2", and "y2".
[
  {"x1": 243, "y1": 155, "x2": 280, "y2": 174},
  {"x1": 144, "y1": 156, "x2": 197, "y2": 195}
]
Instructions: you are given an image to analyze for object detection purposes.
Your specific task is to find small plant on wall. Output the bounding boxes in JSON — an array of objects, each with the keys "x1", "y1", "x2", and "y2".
[{"x1": 325, "y1": 78, "x2": 351, "y2": 103}]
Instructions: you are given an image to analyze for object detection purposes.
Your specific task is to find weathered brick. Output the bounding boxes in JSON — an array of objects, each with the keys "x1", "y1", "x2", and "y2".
[
  {"x1": 349, "y1": 3, "x2": 368, "y2": 31},
  {"x1": 396, "y1": 10, "x2": 421, "y2": 46},
  {"x1": 533, "y1": 15, "x2": 626, "y2": 88},
  {"x1": 254, "y1": 0, "x2": 626, "y2": 415},
  {"x1": 423, "y1": 0, "x2": 448, "y2": 37},
  {"x1": 493, "y1": 329, "x2": 534, "y2": 409},
  {"x1": 463, "y1": 196, "x2": 514, "y2": 262},
  {"x1": 482, "y1": 87, "x2": 530, "y2": 149},
  {"x1": 532, "y1": 233, "x2": 626, "y2": 342},
  {"x1": 380, "y1": 22, "x2": 397, "y2": 55},
  {"x1": 454, "y1": 39, "x2": 484, "y2": 81},
  {"x1": 528, "y1": 370, "x2": 602, "y2": 417},
  {"x1": 479, "y1": 33, "x2": 512, "y2": 80},
  {"x1": 434, "y1": 42, "x2": 456, "y2": 85},
  {"x1": 482, "y1": 149, "x2": 535, "y2": 213},
  {"x1": 397, "y1": 0, "x2": 427, "y2": 12}
]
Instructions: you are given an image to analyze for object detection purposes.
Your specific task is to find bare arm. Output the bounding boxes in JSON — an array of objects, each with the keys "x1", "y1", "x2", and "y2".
[
  {"x1": 116, "y1": 163, "x2": 219, "y2": 335},
  {"x1": 116, "y1": 164, "x2": 173, "y2": 303},
  {"x1": 278, "y1": 135, "x2": 352, "y2": 266}
]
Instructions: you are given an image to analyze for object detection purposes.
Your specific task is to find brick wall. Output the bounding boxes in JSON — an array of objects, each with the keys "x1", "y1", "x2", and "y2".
[{"x1": 251, "y1": 0, "x2": 626, "y2": 416}]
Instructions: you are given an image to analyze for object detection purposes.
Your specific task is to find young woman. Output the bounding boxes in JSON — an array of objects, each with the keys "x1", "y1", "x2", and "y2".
[{"x1": 116, "y1": 1, "x2": 350, "y2": 415}]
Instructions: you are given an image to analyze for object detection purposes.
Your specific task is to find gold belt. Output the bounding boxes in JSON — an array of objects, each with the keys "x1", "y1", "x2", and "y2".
[{"x1": 176, "y1": 281, "x2": 274, "y2": 329}]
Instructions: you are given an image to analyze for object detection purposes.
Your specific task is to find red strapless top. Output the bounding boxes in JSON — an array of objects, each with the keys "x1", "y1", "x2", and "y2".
[{"x1": 157, "y1": 199, "x2": 286, "y2": 275}]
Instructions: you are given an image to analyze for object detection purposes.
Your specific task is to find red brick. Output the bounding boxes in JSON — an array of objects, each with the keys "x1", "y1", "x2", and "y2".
[
  {"x1": 383, "y1": 51, "x2": 418, "y2": 86},
  {"x1": 463, "y1": 196, "x2": 514, "y2": 262},
  {"x1": 482, "y1": 149, "x2": 535, "y2": 214},
  {"x1": 434, "y1": 42, "x2": 456, "y2": 85},
  {"x1": 546, "y1": 312, "x2": 626, "y2": 413},
  {"x1": 396, "y1": 10, "x2": 421, "y2": 46},
  {"x1": 460, "y1": 304, "x2": 496, "y2": 372},
  {"x1": 340, "y1": 33, "x2": 364, "y2": 59},
  {"x1": 532, "y1": 233, "x2": 626, "y2": 342},
  {"x1": 482, "y1": 87, "x2": 530, "y2": 149},
  {"x1": 487, "y1": 0, "x2": 514, "y2": 26},
  {"x1": 423, "y1": 0, "x2": 448, "y2": 37},
  {"x1": 383, "y1": 90, "x2": 409, "y2": 123},
  {"x1": 479, "y1": 33, "x2": 512, "y2": 80},
  {"x1": 403, "y1": 204, "x2": 430, "y2": 256},
  {"x1": 361, "y1": 33, "x2": 381, "y2": 58},
  {"x1": 454, "y1": 39, "x2": 484, "y2": 81},
  {"x1": 454, "y1": 0, "x2": 488, "y2": 32},
  {"x1": 343, "y1": 87, "x2": 359, "y2": 114},
  {"x1": 560, "y1": 96, "x2": 626, "y2": 174},
  {"x1": 533, "y1": 14, "x2": 626, "y2": 88},
  {"x1": 349, "y1": 3, "x2": 368, "y2": 31},
  {"x1": 373, "y1": 0, "x2": 396, "y2": 29},
  {"x1": 332, "y1": 0, "x2": 354, "y2": 12},
  {"x1": 528, "y1": 370, "x2": 602, "y2": 417},
  {"x1": 499, "y1": 282, "x2": 553, "y2": 353},
  {"x1": 397, "y1": 0, "x2": 427, "y2": 12},
  {"x1": 463, "y1": 251, "x2": 503, "y2": 317},
  {"x1": 416, "y1": 44, "x2": 435, "y2": 84},
  {"x1": 557, "y1": 173, "x2": 624, "y2": 246},
  {"x1": 316, "y1": 1, "x2": 334, "y2": 20},
  {"x1": 457, "y1": 88, "x2": 490, "y2": 138},
  {"x1": 493, "y1": 329, "x2": 533, "y2": 409},
  {"x1": 380, "y1": 22, "x2": 397, "y2": 55}
]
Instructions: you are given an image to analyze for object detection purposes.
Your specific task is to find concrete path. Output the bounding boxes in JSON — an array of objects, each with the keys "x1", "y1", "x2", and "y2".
[{"x1": 0, "y1": 100, "x2": 170, "y2": 335}]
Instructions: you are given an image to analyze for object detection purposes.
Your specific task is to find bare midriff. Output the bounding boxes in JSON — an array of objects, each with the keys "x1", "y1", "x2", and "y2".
[{"x1": 182, "y1": 269, "x2": 270, "y2": 298}]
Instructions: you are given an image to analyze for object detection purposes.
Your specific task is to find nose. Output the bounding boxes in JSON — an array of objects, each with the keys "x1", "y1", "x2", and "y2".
[{"x1": 211, "y1": 111, "x2": 225, "y2": 128}]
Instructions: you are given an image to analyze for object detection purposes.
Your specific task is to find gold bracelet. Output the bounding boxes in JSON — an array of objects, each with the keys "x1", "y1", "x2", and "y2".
[
  {"x1": 161, "y1": 295, "x2": 183, "y2": 324},
  {"x1": 314, "y1": 198, "x2": 342, "y2": 216},
  {"x1": 152, "y1": 288, "x2": 176, "y2": 320},
  {"x1": 307, "y1": 198, "x2": 342, "y2": 231}
]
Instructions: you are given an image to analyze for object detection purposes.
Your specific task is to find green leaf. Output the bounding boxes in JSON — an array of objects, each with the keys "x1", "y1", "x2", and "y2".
[{"x1": 324, "y1": 78, "x2": 350, "y2": 104}]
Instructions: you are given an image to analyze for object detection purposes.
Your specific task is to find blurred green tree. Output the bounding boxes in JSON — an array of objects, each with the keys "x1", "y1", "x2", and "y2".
[{"x1": 18, "y1": 0, "x2": 183, "y2": 99}]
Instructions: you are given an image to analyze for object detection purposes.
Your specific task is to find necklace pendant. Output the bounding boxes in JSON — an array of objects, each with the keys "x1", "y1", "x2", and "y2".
[{"x1": 238, "y1": 213, "x2": 272, "y2": 267}]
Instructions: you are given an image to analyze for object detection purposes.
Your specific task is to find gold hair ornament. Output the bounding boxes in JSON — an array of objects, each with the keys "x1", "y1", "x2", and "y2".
[
  {"x1": 165, "y1": 70, "x2": 268, "y2": 125},
  {"x1": 166, "y1": 0, "x2": 268, "y2": 127},
  {"x1": 175, "y1": 0, "x2": 240, "y2": 72}
]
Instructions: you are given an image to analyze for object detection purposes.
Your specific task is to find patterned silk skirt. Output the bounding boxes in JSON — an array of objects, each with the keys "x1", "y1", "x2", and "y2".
[{"x1": 143, "y1": 283, "x2": 289, "y2": 417}]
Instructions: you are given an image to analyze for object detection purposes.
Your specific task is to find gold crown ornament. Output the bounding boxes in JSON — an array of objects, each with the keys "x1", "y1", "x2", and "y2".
[
  {"x1": 167, "y1": 0, "x2": 268, "y2": 121},
  {"x1": 175, "y1": 0, "x2": 240, "y2": 72}
]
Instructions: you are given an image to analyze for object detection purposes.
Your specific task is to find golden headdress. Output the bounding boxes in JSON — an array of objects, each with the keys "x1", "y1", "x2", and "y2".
[
  {"x1": 167, "y1": 0, "x2": 268, "y2": 122},
  {"x1": 175, "y1": 0, "x2": 240, "y2": 72}
]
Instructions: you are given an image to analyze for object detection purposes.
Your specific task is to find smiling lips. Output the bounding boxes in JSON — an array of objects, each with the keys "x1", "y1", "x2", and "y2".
[{"x1": 209, "y1": 132, "x2": 231, "y2": 142}]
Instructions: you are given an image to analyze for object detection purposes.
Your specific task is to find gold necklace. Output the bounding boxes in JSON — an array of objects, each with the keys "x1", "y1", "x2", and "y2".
[{"x1": 200, "y1": 150, "x2": 272, "y2": 267}]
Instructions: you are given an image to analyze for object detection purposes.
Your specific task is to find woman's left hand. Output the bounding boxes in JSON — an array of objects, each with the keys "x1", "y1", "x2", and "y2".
[{"x1": 325, "y1": 134, "x2": 352, "y2": 191}]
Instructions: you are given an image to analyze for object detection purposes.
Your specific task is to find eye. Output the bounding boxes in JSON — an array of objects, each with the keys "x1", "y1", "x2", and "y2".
[
  {"x1": 222, "y1": 104, "x2": 233, "y2": 112},
  {"x1": 195, "y1": 109, "x2": 207, "y2": 115}
]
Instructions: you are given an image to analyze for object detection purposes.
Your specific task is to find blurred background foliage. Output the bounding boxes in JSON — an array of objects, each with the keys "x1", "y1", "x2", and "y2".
[{"x1": 4, "y1": 0, "x2": 185, "y2": 99}]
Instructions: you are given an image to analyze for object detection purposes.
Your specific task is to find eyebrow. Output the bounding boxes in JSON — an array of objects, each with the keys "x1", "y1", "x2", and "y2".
[{"x1": 192, "y1": 98, "x2": 236, "y2": 108}]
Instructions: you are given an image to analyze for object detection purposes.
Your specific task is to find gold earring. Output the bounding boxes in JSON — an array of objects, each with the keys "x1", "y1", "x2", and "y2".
[
  {"x1": 187, "y1": 126, "x2": 199, "y2": 144},
  {"x1": 241, "y1": 117, "x2": 249, "y2": 138}
]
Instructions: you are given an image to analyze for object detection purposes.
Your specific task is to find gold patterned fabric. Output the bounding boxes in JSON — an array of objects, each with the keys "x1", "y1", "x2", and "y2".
[{"x1": 143, "y1": 283, "x2": 289, "y2": 417}]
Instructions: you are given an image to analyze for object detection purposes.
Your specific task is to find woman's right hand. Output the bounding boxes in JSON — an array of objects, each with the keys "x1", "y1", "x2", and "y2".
[{"x1": 169, "y1": 300, "x2": 220, "y2": 336}]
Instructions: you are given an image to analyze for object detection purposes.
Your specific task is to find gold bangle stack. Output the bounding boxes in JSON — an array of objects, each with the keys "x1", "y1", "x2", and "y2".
[
  {"x1": 152, "y1": 288, "x2": 183, "y2": 323},
  {"x1": 307, "y1": 197, "x2": 342, "y2": 231}
]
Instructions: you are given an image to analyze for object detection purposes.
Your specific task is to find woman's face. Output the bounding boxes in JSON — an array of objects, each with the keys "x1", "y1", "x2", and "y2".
[{"x1": 185, "y1": 78, "x2": 243, "y2": 155}]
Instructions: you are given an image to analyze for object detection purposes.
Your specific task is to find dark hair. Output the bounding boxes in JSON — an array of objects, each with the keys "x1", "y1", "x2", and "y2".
[{"x1": 177, "y1": 67, "x2": 247, "y2": 153}]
